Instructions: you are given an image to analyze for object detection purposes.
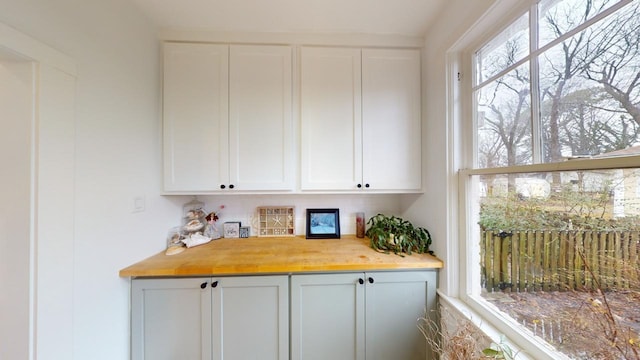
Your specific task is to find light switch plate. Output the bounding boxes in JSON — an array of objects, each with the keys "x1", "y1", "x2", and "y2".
[{"x1": 132, "y1": 196, "x2": 145, "y2": 213}]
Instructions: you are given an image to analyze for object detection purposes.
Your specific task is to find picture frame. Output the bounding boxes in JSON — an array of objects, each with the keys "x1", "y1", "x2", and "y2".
[
  {"x1": 239, "y1": 226, "x2": 250, "y2": 238},
  {"x1": 223, "y1": 222, "x2": 241, "y2": 238},
  {"x1": 306, "y1": 208, "x2": 340, "y2": 239},
  {"x1": 257, "y1": 206, "x2": 295, "y2": 237}
]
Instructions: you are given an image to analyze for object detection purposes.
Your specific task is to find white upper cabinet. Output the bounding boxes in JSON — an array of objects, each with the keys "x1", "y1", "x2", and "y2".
[
  {"x1": 362, "y1": 49, "x2": 422, "y2": 192},
  {"x1": 163, "y1": 43, "x2": 229, "y2": 192},
  {"x1": 300, "y1": 47, "x2": 422, "y2": 192},
  {"x1": 163, "y1": 43, "x2": 293, "y2": 193},
  {"x1": 300, "y1": 47, "x2": 363, "y2": 191},
  {"x1": 229, "y1": 45, "x2": 293, "y2": 191},
  {"x1": 164, "y1": 43, "x2": 419, "y2": 193}
]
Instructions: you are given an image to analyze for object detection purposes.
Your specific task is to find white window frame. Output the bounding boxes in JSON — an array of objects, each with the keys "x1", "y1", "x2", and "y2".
[{"x1": 444, "y1": 0, "x2": 640, "y2": 358}]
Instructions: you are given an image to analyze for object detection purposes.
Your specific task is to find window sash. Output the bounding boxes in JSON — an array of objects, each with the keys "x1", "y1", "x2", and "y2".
[
  {"x1": 472, "y1": 0, "x2": 633, "y2": 93},
  {"x1": 462, "y1": 154, "x2": 640, "y2": 177},
  {"x1": 471, "y1": 0, "x2": 636, "y2": 170}
]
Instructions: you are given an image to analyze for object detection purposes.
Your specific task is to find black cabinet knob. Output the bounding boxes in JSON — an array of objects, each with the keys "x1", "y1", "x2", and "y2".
[
  {"x1": 211, "y1": 281, "x2": 219, "y2": 288},
  {"x1": 368, "y1": 277, "x2": 374, "y2": 284},
  {"x1": 200, "y1": 282, "x2": 207, "y2": 289},
  {"x1": 229, "y1": 184, "x2": 235, "y2": 189},
  {"x1": 220, "y1": 184, "x2": 226, "y2": 189},
  {"x1": 357, "y1": 184, "x2": 362, "y2": 188},
  {"x1": 358, "y1": 278, "x2": 364, "y2": 285},
  {"x1": 365, "y1": 184, "x2": 370, "y2": 188}
]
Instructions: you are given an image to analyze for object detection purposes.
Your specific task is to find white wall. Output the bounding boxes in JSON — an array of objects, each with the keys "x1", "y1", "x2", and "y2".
[
  {"x1": 0, "y1": 56, "x2": 34, "y2": 360},
  {"x1": 402, "y1": 0, "x2": 498, "y2": 295},
  {"x1": 0, "y1": 2, "x2": 428, "y2": 359},
  {"x1": 36, "y1": 62, "x2": 77, "y2": 359},
  {"x1": 0, "y1": 1, "x2": 174, "y2": 359},
  {"x1": 175, "y1": 194, "x2": 404, "y2": 237},
  {"x1": 1, "y1": 20, "x2": 81, "y2": 360},
  {"x1": 0, "y1": 0, "x2": 508, "y2": 357}
]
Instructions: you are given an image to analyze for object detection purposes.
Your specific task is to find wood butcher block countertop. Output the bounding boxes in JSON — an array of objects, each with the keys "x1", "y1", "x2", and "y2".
[{"x1": 119, "y1": 235, "x2": 443, "y2": 278}]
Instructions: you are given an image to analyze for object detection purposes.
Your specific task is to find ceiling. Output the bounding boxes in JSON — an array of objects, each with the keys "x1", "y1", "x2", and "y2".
[{"x1": 130, "y1": 0, "x2": 447, "y2": 37}]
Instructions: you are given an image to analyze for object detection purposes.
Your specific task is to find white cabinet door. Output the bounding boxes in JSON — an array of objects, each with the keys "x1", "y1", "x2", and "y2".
[
  {"x1": 229, "y1": 45, "x2": 293, "y2": 191},
  {"x1": 300, "y1": 47, "x2": 363, "y2": 191},
  {"x1": 290, "y1": 273, "x2": 365, "y2": 360},
  {"x1": 163, "y1": 43, "x2": 229, "y2": 192},
  {"x1": 211, "y1": 275, "x2": 289, "y2": 360},
  {"x1": 301, "y1": 47, "x2": 422, "y2": 192},
  {"x1": 364, "y1": 271, "x2": 436, "y2": 360},
  {"x1": 131, "y1": 278, "x2": 212, "y2": 360},
  {"x1": 362, "y1": 49, "x2": 422, "y2": 191}
]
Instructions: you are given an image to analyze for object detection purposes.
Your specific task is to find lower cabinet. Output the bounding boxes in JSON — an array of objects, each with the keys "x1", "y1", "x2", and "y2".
[
  {"x1": 131, "y1": 275, "x2": 289, "y2": 360},
  {"x1": 290, "y1": 271, "x2": 437, "y2": 360},
  {"x1": 131, "y1": 271, "x2": 436, "y2": 360},
  {"x1": 364, "y1": 272, "x2": 437, "y2": 360}
]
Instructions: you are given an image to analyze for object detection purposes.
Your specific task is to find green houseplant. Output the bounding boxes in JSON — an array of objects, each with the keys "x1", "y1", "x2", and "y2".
[{"x1": 366, "y1": 214, "x2": 433, "y2": 256}]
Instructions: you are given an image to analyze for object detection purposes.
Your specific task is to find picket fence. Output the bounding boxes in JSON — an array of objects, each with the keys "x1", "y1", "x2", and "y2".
[{"x1": 481, "y1": 230, "x2": 640, "y2": 292}]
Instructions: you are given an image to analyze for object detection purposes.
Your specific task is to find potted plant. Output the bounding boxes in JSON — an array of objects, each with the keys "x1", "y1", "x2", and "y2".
[{"x1": 365, "y1": 214, "x2": 433, "y2": 256}]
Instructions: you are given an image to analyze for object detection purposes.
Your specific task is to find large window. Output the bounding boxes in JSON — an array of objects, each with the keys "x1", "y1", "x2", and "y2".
[{"x1": 464, "y1": 0, "x2": 640, "y2": 358}]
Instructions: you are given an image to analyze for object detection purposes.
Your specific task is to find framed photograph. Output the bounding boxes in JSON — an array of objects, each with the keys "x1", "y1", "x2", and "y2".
[
  {"x1": 239, "y1": 226, "x2": 250, "y2": 238},
  {"x1": 306, "y1": 208, "x2": 340, "y2": 239},
  {"x1": 223, "y1": 222, "x2": 241, "y2": 238}
]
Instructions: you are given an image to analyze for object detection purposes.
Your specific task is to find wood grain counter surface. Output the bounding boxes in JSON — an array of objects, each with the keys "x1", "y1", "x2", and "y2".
[{"x1": 119, "y1": 235, "x2": 443, "y2": 277}]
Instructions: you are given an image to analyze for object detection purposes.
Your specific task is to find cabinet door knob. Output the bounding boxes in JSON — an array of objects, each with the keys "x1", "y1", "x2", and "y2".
[
  {"x1": 358, "y1": 278, "x2": 364, "y2": 285},
  {"x1": 357, "y1": 184, "x2": 362, "y2": 188},
  {"x1": 365, "y1": 183, "x2": 370, "y2": 188},
  {"x1": 229, "y1": 184, "x2": 235, "y2": 189},
  {"x1": 368, "y1": 277, "x2": 374, "y2": 284},
  {"x1": 220, "y1": 184, "x2": 226, "y2": 189},
  {"x1": 200, "y1": 282, "x2": 207, "y2": 289},
  {"x1": 211, "y1": 281, "x2": 219, "y2": 288}
]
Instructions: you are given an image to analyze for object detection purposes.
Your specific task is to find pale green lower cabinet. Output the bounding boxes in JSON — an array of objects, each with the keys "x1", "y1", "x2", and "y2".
[
  {"x1": 131, "y1": 275, "x2": 289, "y2": 360},
  {"x1": 291, "y1": 271, "x2": 436, "y2": 360},
  {"x1": 131, "y1": 271, "x2": 436, "y2": 360}
]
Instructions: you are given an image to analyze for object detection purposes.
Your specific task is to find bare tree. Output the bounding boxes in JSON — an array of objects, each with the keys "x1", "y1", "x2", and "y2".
[
  {"x1": 477, "y1": 0, "x2": 640, "y2": 173},
  {"x1": 478, "y1": 39, "x2": 532, "y2": 169},
  {"x1": 556, "y1": 87, "x2": 640, "y2": 155},
  {"x1": 538, "y1": 0, "x2": 612, "y2": 164},
  {"x1": 580, "y1": 1, "x2": 640, "y2": 125}
]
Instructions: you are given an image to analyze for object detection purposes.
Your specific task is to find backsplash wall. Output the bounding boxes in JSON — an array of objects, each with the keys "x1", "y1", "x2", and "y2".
[{"x1": 164, "y1": 194, "x2": 404, "y2": 236}]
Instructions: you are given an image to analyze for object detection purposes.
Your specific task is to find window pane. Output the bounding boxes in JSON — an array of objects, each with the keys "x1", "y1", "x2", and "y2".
[
  {"x1": 476, "y1": 63, "x2": 532, "y2": 168},
  {"x1": 538, "y1": 0, "x2": 621, "y2": 47},
  {"x1": 538, "y1": 1, "x2": 640, "y2": 163},
  {"x1": 473, "y1": 169, "x2": 640, "y2": 359},
  {"x1": 476, "y1": 13, "x2": 529, "y2": 85}
]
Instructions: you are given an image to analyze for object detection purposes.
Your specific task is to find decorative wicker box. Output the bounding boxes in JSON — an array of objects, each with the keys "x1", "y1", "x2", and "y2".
[{"x1": 257, "y1": 206, "x2": 295, "y2": 237}]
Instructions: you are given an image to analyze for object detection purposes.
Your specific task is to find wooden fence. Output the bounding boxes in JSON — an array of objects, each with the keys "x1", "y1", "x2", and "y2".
[{"x1": 481, "y1": 230, "x2": 640, "y2": 292}]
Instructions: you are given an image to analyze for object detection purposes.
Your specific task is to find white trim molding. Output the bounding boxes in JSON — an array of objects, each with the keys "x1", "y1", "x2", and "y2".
[{"x1": 0, "y1": 22, "x2": 76, "y2": 76}]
